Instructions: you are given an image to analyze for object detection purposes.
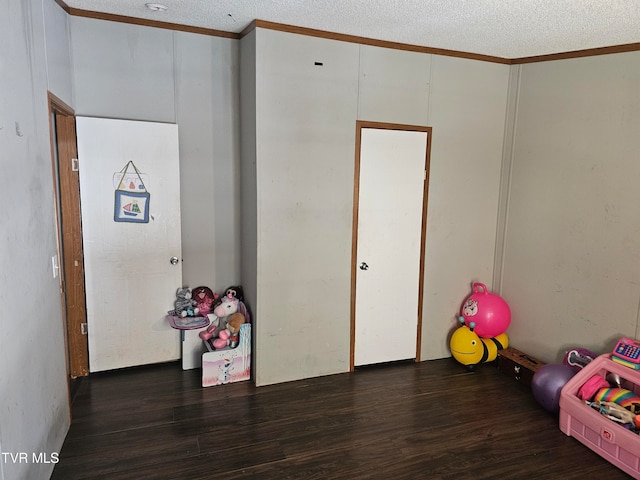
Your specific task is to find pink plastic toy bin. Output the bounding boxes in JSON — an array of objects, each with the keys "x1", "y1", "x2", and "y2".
[{"x1": 559, "y1": 354, "x2": 640, "y2": 478}]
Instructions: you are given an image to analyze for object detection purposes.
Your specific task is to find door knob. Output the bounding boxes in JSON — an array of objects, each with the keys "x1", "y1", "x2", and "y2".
[
  {"x1": 359, "y1": 262, "x2": 369, "y2": 271},
  {"x1": 170, "y1": 256, "x2": 179, "y2": 265}
]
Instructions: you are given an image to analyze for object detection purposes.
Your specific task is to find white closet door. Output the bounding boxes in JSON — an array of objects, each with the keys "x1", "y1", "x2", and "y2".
[
  {"x1": 354, "y1": 127, "x2": 427, "y2": 366},
  {"x1": 76, "y1": 117, "x2": 182, "y2": 372}
]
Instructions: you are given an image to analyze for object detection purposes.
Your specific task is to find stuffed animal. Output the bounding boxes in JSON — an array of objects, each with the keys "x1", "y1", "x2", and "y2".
[
  {"x1": 212, "y1": 312, "x2": 245, "y2": 349},
  {"x1": 191, "y1": 286, "x2": 220, "y2": 316},
  {"x1": 199, "y1": 296, "x2": 240, "y2": 342},
  {"x1": 169, "y1": 287, "x2": 199, "y2": 317},
  {"x1": 199, "y1": 294, "x2": 249, "y2": 349},
  {"x1": 214, "y1": 295, "x2": 240, "y2": 318},
  {"x1": 224, "y1": 285, "x2": 244, "y2": 303},
  {"x1": 224, "y1": 285, "x2": 250, "y2": 323}
]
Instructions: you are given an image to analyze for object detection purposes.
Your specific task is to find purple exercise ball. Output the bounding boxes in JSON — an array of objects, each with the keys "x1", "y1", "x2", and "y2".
[{"x1": 531, "y1": 363, "x2": 577, "y2": 413}]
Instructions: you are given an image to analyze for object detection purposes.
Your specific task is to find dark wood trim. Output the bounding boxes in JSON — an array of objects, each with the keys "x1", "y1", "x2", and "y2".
[
  {"x1": 355, "y1": 121, "x2": 431, "y2": 133},
  {"x1": 351, "y1": 121, "x2": 430, "y2": 370},
  {"x1": 54, "y1": 0, "x2": 70, "y2": 14},
  {"x1": 349, "y1": 124, "x2": 363, "y2": 371},
  {"x1": 47, "y1": 92, "x2": 90, "y2": 380},
  {"x1": 416, "y1": 127, "x2": 433, "y2": 362},
  {"x1": 56, "y1": 112, "x2": 89, "y2": 378},
  {"x1": 63, "y1": 4, "x2": 240, "y2": 39},
  {"x1": 48, "y1": 92, "x2": 73, "y2": 419},
  {"x1": 48, "y1": 91, "x2": 74, "y2": 115},
  {"x1": 250, "y1": 20, "x2": 511, "y2": 65},
  {"x1": 512, "y1": 42, "x2": 640, "y2": 64},
  {"x1": 240, "y1": 19, "x2": 257, "y2": 38}
]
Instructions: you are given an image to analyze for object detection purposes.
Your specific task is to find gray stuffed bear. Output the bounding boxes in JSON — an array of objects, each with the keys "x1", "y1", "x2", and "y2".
[{"x1": 169, "y1": 287, "x2": 200, "y2": 317}]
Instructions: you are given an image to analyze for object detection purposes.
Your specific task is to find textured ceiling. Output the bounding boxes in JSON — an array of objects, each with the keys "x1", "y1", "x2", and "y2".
[{"x1": 63, "y1": 0, "x2": 640, "y2": 58}]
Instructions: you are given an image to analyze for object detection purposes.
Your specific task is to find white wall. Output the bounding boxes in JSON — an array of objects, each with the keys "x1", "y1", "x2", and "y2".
[
  {"x1": 501, "y1": 52, "x2": 640, "y2": 362},
  {"x1": 252, "y1": 29, "x2": 360, "y2": 385},
  {"x1": 174, "y1": 31, "x2": 241, "y2": 288},
  {"x1": 244, "y1": 29, "x2": 510, "y2": 385},
  {"x1": 70, "y1": 17, "x2": 241, "y2": 291},
  {"x1": 0, "y1": 1, "x2": 72, "y2": 478},
  {"x1": 239, "y1": 30, "x2": 258, "y2": 375},
  {"x1": 43, "y1": 0, "x2": 74, "y2": 107},
  {"x1": 71, "y1": 19, "x2": 176, "y2": 122},
  {"x1": 422, "y1": 55, "x2": 510, "y2": 360},
  {"x1": 357, "y1": 45, "x2": 431, "y2": 125}
]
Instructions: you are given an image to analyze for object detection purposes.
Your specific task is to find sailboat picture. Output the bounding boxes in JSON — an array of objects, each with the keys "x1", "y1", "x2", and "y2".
[
  {"x1": 122, "y1": 202, "x2": 141, "y2": 216},
  {"x1": 114, "y1": 190, "x2": 150, "y2": 223}
]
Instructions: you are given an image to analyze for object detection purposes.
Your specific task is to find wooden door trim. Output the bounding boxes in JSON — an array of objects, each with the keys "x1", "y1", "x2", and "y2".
[
  {"x1": 350, "y1": 121, "x2": 432, "y2": 371},
  {"x1": 48, "y1": 92, "x2": 89, "y2": 379}
]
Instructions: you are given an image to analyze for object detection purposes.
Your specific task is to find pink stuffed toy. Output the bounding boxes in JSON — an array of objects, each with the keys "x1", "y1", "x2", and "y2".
[
  {"x1": 192, "y1": 286, "x2": 219, "y2": 316},
  {"x1": 199, "y1": 291, "x2": 250, "y2": 347}
]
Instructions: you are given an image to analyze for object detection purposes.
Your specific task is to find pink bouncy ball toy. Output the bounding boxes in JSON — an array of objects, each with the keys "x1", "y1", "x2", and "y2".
[{"x1": 458, "y1": 282, "x2": 511, "y2": 338}]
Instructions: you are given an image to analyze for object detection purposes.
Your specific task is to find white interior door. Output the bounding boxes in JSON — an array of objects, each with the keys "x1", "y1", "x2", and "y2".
[
  {"x1": 354, "y1": 127, "x2": 428, "y2": 366},
  {"x1": 76, "y1": 117, "x2": 182, "y2": 372}
]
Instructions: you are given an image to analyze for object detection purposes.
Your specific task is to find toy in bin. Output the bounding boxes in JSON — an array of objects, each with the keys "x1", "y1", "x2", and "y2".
[
  {"x1": 562, "y1": 347, "x2": 596, "y2": 372},
  {"x1": 576, "y1": 371, "x2": 640, "y2": 429},
  {"x1": 168, "y1": 287, "x2": 200, "y2": 317},
  {"x1": 199, "y1": 285, "x2": 250, "y2": 350},
  {"x1": 612, "y1": 337, "x2": 640, "y2": 370},
  {"x1": 191, "y1": 286, "x2": 220, "y2": 316},
  {"x1": 167, "y1": 287, "x2": 210, "y2": 330}
]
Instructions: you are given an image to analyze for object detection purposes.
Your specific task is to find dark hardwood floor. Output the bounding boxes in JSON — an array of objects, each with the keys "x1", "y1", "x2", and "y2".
[{"x1": 52, "y1": 358, "x2": 631, "y2": 479}]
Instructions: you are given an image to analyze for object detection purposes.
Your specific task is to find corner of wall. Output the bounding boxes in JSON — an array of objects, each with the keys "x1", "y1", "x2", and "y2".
[{"x1": 492, "y1": 64, "x2": 521, "y2": 294}]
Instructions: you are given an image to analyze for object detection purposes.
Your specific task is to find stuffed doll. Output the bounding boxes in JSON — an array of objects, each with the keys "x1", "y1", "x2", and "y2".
[
  {"x1": 169, "y1": 287, "x2": 199, "y2": 317},
  {"x1": 212, "y1": 312, "x2": 245, "y2": 349},
  {"x1": 191, "y1": 286, "x2": 220, "y2": 316},
  {"x1": 224, "y1": 285, "x2": 244, "y2": 303},
  {"x1": 223, "y1": 285, "x2": 250, "y2": 324}
]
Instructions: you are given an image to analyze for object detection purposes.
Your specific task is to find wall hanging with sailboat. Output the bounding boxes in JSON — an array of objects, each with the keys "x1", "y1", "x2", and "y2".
[{"x1": 113, "y1": 160, "x2": 150, "y2": 223}]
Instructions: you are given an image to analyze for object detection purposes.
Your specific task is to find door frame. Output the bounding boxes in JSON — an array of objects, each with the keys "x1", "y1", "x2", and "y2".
[
  {"x1": 48, "y1": 92, "x2": 89, "y2": 380},
  {"x1": 350, "y1": 121, "x2": 432, "y2": 371}
]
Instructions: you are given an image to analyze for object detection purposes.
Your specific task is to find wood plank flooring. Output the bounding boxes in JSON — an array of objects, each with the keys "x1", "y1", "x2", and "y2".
[{"x1": 52, "y1": 358, "x2": 631, "y2": 479}]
